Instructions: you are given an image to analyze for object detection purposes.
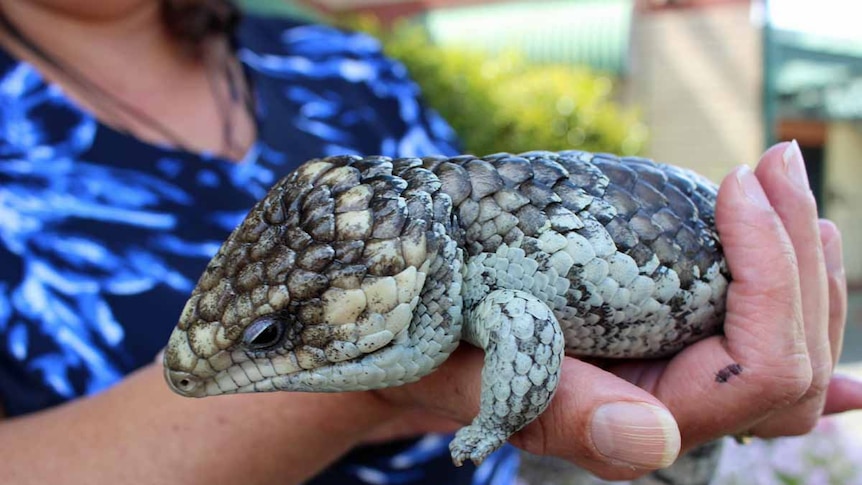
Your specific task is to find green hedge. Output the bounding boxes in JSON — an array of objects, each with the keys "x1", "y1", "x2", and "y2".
[{"x1": 349, "y1": 16, "x2": 647, "y2": 156}]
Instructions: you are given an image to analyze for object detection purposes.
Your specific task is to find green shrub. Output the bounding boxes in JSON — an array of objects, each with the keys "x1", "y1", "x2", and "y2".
[{"x1": 347, "y1": 16, "x2": 647, "y2": 156}]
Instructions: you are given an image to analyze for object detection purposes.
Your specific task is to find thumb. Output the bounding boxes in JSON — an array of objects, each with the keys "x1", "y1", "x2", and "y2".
[{"x1": 381, "y1": 346, "x2": 681, "y2": 482}]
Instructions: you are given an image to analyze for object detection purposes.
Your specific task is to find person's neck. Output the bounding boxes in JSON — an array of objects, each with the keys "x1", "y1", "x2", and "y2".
[
  {"x1": 0, "y1": 0, "x2": 255, "y2": 162},
  {"x1": 0, "y1": 0, "x2": 193, "y2": 90}
]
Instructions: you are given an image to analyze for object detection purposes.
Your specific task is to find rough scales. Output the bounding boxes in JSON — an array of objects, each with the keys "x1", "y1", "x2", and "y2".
[{"x1": 163, "y1": 150, "x2": 729, "y2": 469}]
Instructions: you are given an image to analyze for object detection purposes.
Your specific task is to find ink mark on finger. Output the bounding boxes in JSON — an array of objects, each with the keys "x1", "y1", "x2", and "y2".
[{"x1": 715, "y1": 363, "x2": 743, "y2": 383}]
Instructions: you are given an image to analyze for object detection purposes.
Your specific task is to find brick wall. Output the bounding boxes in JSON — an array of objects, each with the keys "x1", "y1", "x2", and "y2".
[{"x1": 624, "y1": 1, "x2": 764, "y2": 183}]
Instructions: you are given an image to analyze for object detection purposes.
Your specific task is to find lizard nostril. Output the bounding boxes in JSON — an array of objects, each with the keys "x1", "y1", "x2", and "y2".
[{"x1": 166, "y1": 369, "x2": 203, "y2": 397}]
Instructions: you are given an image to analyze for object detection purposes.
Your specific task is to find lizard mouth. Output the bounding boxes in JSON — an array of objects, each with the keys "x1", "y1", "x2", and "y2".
[
  {"x1": 166, "y1": 339, "x2": 429, "y2": 397},
  {"x1": 164, "y1": 347, "x2": 308, "y2": 397},
  {"x1": 164, "y1": 364, "x2": 284, "y2": 397}
]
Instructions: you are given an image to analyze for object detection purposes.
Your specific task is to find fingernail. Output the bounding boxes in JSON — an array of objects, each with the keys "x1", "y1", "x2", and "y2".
[
  {"x1": 591, "y1": 402, "x2": 680, "y2": 469},
  {"x1": 735, "y1": 165, "x2": 771, "y2": 208},
  {"x1": 783, "y1": 140, "x2": 810, "y2": 189}
]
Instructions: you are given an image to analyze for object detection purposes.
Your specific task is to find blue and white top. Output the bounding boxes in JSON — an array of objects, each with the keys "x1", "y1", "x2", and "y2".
[{"x1": 0, "y1": 14, "x2": 517, "y2": 485}]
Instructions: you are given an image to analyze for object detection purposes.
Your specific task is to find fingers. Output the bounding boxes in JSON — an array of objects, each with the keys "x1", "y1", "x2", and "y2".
[
  {"x1": 628, "y1": 146, "x2": 814, "y2": 448},
  {"x1": 823, "y1": 374, "x2": 862, "y2": 415},
  {"x1": 719, "y1": 154, "x2": 810, "y2": 370},
  {"x1": 819, "y1": 219, "x2": 847, "y2": 366},
  {"x1": 818, "y1": 221, "x2": 862, "y2": 417},
  {"x1": 746, "y1": 141, "x2": 829, "y2": 436},
  {"x1": 633, "y1": 142, "x2": 855, "y2": 451},
  {"x1": 379, "y1": 345, "x2": 682, "y2": 481}
]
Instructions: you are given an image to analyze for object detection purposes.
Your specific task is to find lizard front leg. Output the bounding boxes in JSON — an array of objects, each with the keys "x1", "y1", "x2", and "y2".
[{"x1": 450, "y1": 289, "x2": 565, "y2": 466}]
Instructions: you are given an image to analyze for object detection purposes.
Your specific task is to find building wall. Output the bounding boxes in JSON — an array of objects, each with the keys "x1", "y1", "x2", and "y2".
[
  {"x1": 625, "y1": 1, "x2": 763, "y2": 183},
  {"x1": 628, "y1": 3, "x2": 862, "y2": 283},
  {"x1": 825, "y1": 122, "x2": 862, "y2": 284}
]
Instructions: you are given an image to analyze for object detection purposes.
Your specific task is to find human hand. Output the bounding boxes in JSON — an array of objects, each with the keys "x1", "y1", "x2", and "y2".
[
  {"x1": 370, "y1": 141, "x2": 862, "y2": 480},
  {"x1": 606, "y1": 141, "x2": 861, "y2": 457}
]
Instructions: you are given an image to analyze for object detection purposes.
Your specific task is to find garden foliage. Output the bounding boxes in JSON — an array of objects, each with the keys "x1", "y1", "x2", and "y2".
[{"x1": 346, "y1": 16, "x2": 647, "y2": 157}]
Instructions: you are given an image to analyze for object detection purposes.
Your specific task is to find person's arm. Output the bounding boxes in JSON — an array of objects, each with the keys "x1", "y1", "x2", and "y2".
[
  {"x1": 3, "y1": 142, "x2": 860, "y2": 485},
  {"x1": 0, "y1": 365, "x2": 395, "y2": 485}
]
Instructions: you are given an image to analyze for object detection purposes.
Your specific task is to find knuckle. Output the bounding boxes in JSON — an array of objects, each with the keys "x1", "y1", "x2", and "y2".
[
  {"x1": 783, "y1": 364, "x2": 814, "y2": 402},
  {"x1": 785, "y1": 415, "x2": 820, "y2": 435},
  {"x1": 753, "y1": 395, "x2": 827, "y2": 438},
  {"x1": 757, "y1": 414, "x2": 819, "y2": 438},
  {"x1": 806, "y1": 364, "x2": 832, "y2": 399},
  {"x1": 753, "y1": 354, "x2": 813, "y2": 408}
]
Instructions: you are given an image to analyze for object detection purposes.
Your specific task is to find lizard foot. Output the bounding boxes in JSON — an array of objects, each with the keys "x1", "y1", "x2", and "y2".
[
  {"x1": 450, "y1": 289, "x2": 565, "y2": 466},
  {"x1": 449, "y1": 425, "x2": 507, "y2": 466}
]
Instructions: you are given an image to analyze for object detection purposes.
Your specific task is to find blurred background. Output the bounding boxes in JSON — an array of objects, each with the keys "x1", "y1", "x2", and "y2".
[{"x1": 237, "y1": 0, "x2": 862, "y2": 482}]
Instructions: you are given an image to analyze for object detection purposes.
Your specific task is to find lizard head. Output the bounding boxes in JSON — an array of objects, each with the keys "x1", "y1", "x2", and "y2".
[{"x1": 163, "y1": 156, "x2": 450, "y2": 397}]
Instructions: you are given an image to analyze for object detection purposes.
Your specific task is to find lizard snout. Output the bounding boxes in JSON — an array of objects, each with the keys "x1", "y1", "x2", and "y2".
[{"x1": 165, "y1": 368, "x2": 206, "y2": 397}]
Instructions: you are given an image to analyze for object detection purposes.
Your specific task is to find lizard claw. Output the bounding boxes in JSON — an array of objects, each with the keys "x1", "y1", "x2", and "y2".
[{"x1": 449, "y1": 425, "x2": 506, "y2": 466}]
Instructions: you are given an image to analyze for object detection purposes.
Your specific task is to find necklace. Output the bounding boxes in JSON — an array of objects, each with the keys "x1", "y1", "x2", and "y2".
[{"x1": 0, "y1": 8, "x2": 254, "y2": 160}]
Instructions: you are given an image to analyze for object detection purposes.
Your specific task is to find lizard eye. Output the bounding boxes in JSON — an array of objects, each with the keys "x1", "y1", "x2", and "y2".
[{"x1": 243, "y1": 316, "x2": 285, "y2": 350}]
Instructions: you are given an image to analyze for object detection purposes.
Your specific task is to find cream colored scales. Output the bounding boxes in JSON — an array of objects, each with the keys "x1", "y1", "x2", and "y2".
[{"x1": 163, "y1": 150, "x2": 728, "y2": 466}]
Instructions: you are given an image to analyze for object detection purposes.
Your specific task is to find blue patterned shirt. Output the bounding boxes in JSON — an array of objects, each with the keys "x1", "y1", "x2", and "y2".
[{"x1": 0, "y1": 14, "x2": 517, "y2": 485}]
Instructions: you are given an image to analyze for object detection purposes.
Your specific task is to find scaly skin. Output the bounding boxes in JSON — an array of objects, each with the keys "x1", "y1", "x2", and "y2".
[{"x1": 162, "y1": 150, "x2": 729, "y2": 468}]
